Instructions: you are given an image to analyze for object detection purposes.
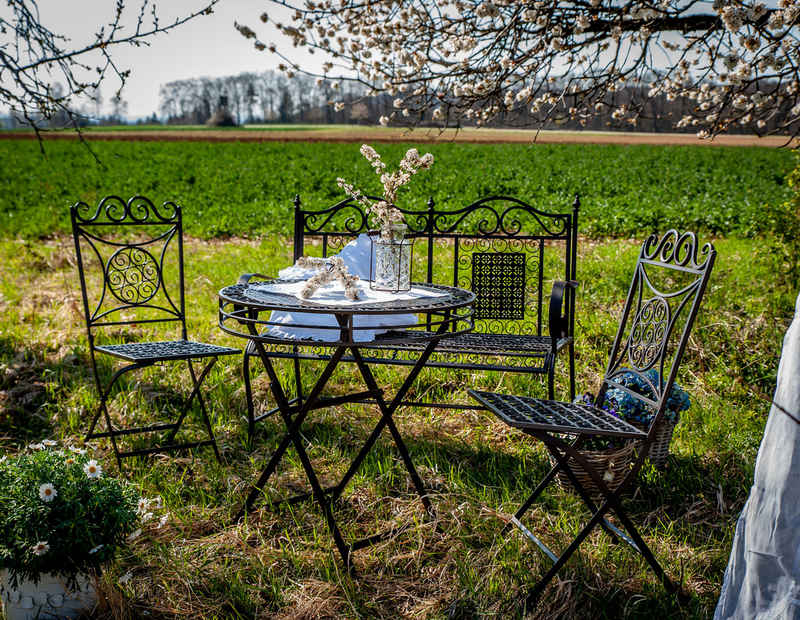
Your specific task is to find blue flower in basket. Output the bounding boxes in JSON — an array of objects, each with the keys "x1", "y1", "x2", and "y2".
[{"x1": 603, "y1": 369, "x2": 690, "y2": 426}]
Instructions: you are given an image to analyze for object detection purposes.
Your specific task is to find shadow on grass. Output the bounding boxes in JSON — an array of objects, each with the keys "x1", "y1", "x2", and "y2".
[{"x1": 0, "y1": 336, "x2": 91, "y2": 441}]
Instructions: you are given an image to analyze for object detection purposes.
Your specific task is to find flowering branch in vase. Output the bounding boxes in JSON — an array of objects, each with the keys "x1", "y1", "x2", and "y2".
[
  {"x1": 336, "y1": 144, "x2": 434, "y2": 238},
  {"x1": 295, "y1": 256, "x2": 361, "y2": 300}
]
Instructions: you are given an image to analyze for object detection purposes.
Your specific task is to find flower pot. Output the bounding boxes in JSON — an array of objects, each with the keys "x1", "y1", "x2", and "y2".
[{"x1": 0, "y1": 570, "x2": 96, "y2": 620}]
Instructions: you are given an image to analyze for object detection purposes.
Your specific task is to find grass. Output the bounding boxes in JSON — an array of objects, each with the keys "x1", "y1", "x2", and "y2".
[
  {"x1": 0, "y1": 232, "x2": 793, "y2": 619},
  {"x1": 0, "y1": 139, "x2": 793, "y2": 239}
]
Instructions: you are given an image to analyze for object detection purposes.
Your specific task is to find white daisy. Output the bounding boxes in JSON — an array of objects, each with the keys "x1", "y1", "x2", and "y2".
[
  {"x1": 155, "y1": 514, "x2": 169, "y2": 530},
  {"x1": 84, "y1": 460, "x2": 102, "y2": 479},
  {"x1": 38, "y1": 483, "x2": 57, "y2": 502},
  {"x1": 137, "y1": 498, "x2": 149, "y2": 513},
  {"x1": 69, "y1": 446, "x2": 87, "y2": 455},
  {"x1": 32, "y1": 541, "x2": 50, "y2": 556},
  {"x1": 28, "y1": 443, "x2": 44, "y2": 451},
  {"x1": 41, "y1": 439, "x2": 57, "y2": 447}
]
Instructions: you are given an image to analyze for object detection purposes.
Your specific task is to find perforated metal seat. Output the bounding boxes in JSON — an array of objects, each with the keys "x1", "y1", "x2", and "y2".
[
  {"x1": 470, "y1": 390, "x2": 646, "y2": 438},
  {"x1": 96, "y1": 340, "x2": 239, "y2": 363},
  {"x1": 368, "y1": 331, "x2": 568, "y2": 356}
]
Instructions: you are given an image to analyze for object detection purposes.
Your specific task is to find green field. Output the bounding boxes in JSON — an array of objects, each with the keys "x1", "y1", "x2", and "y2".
[
  {"x1": 0, "y1": 138, "x2": 797, "y2": 618},
  {"x1": 0, "y1": 139, "x2": 793, "y2": 238}
]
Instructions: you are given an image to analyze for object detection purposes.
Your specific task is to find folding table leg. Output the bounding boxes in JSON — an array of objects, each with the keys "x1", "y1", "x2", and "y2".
[
  {"x1": 328, "y1": 319, "x2": 450, "y2": 511},
  {"x1": 237, "y1": 339, "x2": 354, "y2": 568},
  {"x1": 346, "y1": 347, "x2": 433, "y2": 514}
]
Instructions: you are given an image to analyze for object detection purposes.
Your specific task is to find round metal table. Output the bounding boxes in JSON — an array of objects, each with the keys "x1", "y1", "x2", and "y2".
[{"x1": 218, "y1": 277, "x2": 474, "y2": 569}]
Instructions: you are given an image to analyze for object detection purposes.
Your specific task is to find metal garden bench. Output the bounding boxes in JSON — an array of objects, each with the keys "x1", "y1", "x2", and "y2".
[{"x1": 242, "y1": 193, "x2": 579, "y2": 435}]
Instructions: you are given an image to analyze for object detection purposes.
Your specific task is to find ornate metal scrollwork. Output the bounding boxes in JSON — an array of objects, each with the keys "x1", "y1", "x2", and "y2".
[
  {"x1": 105, "y1": 246, "x2": 162, "y2": 304},
  {"x1": 457, "y1": 237, "x2": 542, "y2": 334},
  {"x1": 72, "y1": 195, "x2": 179, "y2": 224},
  {"x1": 471, "y1": 252, "x2": 526, "y2": 320},
  {"x1": 301, "y1": 196, "x2": 429, "y2": 236},
  {"x1": 641, "y1": 229, "x2": 713, "y2": 269},
  {"x1": 627, "y1": 297, "x2": 670, "y2": 370},
  {"x1": 432, "y1": 196, "x2": 570, "y2": 237}
]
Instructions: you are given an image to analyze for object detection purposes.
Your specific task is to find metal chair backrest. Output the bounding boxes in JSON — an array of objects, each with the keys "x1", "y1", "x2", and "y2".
[
  {"x1": 70, "y1": 195, "x2": 187, "y2": 341},
  {"x1": 293, "y1": 194, "x2": 579, "y2": 337},
  {"x1": 600, "y1": 230, "x2": 716, "y2": 440}
]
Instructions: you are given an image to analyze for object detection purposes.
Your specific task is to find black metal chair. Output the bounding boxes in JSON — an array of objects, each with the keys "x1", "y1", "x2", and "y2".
[
  {"x1": 70, "y1": 195, "x2": 239, "y2": 466},
  {"x1": 469, "y1": 230, "x2": 716, "y2": 606}
]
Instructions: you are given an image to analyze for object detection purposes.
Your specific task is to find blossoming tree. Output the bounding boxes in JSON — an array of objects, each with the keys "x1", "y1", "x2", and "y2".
[
  {"x1": 241, "y1": 0, "x2": 800, "y2": 138},
  {"x1": 1, "y1": 0, "x2": 218, "y2": 135}
]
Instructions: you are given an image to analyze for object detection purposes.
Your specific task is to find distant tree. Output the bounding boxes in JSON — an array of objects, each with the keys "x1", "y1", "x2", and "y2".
[
  {"x1": 245, "y1": 0, "x2": 800, "y2": 139},
  {"x1": 1, "y1": 0, "x2": 218, "y2": 141},
  {"x1": 108, "y1": 94, "x2": 129, "y2": 125}
]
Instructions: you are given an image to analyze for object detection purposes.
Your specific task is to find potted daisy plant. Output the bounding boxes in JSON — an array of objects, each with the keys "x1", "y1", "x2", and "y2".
[{"x1": 0, "y1": 442, "x2": 146, "y2": 619}]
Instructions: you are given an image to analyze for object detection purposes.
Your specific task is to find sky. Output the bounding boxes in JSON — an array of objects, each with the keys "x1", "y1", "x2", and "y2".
[{"x1": 29, "y1": 0, "x2": 314, "y2": 119}]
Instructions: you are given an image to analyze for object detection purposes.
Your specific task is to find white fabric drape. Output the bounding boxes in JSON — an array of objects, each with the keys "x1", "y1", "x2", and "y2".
[{"x1": 715, "y1": 292, "x2": 800, "y2": 619}]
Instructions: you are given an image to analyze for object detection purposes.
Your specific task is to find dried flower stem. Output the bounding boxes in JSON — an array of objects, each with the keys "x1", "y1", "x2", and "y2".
[
  {"x1": 296, "y1": 256, "x2": 361, "y2": 300},
  {"x1": 336, "y1": 144, "x2": 434, "y2": 237}
]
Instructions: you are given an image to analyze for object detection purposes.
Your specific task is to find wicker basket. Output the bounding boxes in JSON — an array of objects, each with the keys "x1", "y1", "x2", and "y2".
[
  {"x1": 634, "y1": 418, "x2": 677, "y2": 470},
  {"x1": 549, "y1": 441, "x2": 639, "y2": 500}
]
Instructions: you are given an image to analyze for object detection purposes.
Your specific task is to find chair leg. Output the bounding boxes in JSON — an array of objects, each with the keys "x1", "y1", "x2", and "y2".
[
  {"x1": 547, "y1": 358, "x2": 555, "y2": 400},
  {"x1": 242, "y1": 343, "x2": 256, "y2": 442},
  {"x1": 187, "y1": 358, "x2": 221, "y2": 463},
  {"x1": 526, "y1": 503, "x2": 613, "y2": 607},
  {"x1": 568, "y1": 342, "x2": 576, "y2": 402},
  {"x1": 161, "y1": 358, "x2": 220, "y2": 462},
  {"x1": 86, "y1": 362, "x2": 143, "y2": 469}
]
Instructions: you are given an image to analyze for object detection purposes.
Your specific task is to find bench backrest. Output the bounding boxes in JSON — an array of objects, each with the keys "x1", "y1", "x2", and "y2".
[{"x1": 293, "y1": 194, "x2": 579, "y2": 337}]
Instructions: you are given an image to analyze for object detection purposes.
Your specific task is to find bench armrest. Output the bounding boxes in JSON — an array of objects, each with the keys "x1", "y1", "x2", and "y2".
[{"x1": 548, "y1": 280, "x2": 579, "y2": 341}]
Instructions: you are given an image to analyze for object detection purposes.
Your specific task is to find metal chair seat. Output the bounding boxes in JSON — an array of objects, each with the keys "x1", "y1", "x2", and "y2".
[
  {"x1": 96, "y1": 340, "x2": 240, "y2": 363},
  {"x1": 470, "y1": 390, "x2": 647, "y2": 439},
  {"x1": 367, "y1": 331, "x2": 570, "y2": 359}
]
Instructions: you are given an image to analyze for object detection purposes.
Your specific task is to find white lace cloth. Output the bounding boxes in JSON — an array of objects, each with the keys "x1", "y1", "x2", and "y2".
[
  {"x1": 249, "y1": 279, "x2": 445, "y2": 307},
  {"x1": 715, "y1": 291, "x2": 800, "y2": 619},
  {"x1": 264, "y1": 234, "x2": 423, "y2": 342}
]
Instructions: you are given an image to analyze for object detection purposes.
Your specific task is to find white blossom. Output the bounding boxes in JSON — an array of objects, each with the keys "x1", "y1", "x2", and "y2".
[
  {"x1": 39, "y1": 483, "x2": 57, "y2": 502},
  {"x1": 32, "y1": 541, "x2": 50, "y2": 556},
  {"x1": 84, "y1": 460, "x2": 102, "y2": 479}
]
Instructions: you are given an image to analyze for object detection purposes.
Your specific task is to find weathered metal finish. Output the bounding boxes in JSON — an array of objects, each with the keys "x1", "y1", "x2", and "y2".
[
  {"x1": 70, "y1": 195, "x2": 239, "y2": 466},
  {"x1": 468, "y1": 230, "x2": 716, "y2": 606}
]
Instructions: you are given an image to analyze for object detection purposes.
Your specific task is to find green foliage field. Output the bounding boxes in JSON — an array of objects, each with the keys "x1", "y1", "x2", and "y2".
[{"x1": 0, "y1": 139, "x2": 792, "y2": 238}]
